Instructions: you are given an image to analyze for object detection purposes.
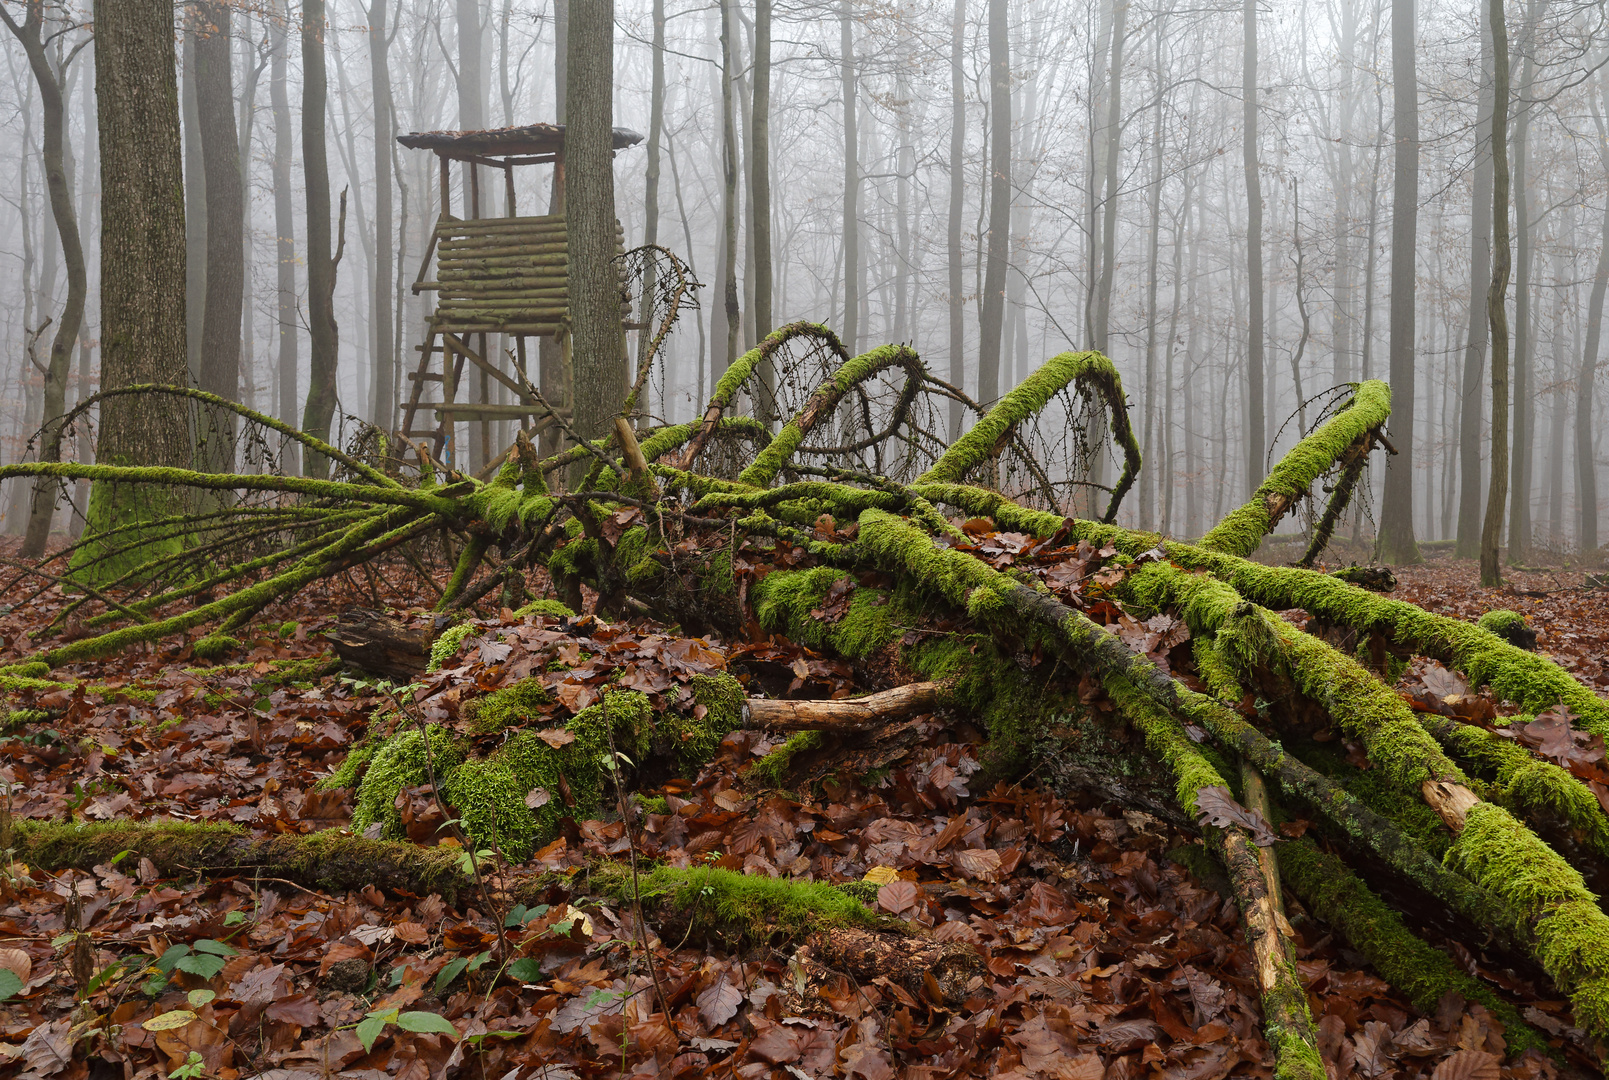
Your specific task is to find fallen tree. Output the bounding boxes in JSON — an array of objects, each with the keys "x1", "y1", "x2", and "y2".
[{"x1": 4, "y1": 325, "x2": 1608, "y2": 1071}]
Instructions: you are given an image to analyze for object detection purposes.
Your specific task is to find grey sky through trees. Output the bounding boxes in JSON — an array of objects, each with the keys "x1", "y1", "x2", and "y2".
[{"x1": 2, "y1": 0, "x2": 1608, "y2": 559}]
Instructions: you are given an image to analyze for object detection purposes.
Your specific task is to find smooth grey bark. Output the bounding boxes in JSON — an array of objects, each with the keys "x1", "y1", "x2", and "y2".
[
  {"x1": 1139, "y1": 7, "x2": 1167, "y2": 531},
  {"x1": 719, "y1": 0, "x2": 740, "y2": 372},
  {"x1": 1481, "y1": 0, "x2": 1512, "y2": 586},
  {"x1": 1092, "y1": 0, "x2": 1127, "y2": 359},
  {"x1": 369, "y1": 0, "x2": 395, "y2": 435},
  {"x1": 977, "y1": 0, "x2": 1011, "y2": 409},
  {"x1": 1242, "y1": 0, "x2": 1265, "y2": 498},
  {"x1": 70, "y1": 39, "x2": 95, "y2": 537},
  {"x1": 269, "y1": 0, "x2": 298, "y2": 471},
  {"x1": 1507, "y1": 0, "x2": 1542, "y2": 561},
  {"x1": 1578, "y1": 75, "x2": 1609, "y2": 553},
  {"x1": 1456, "y1": 0, "x2": 1495, "y2": 558},
  {"x1": 947, "y1": 0, "x2": 965, "y2": 440},
  {"x1": 182, "y1": 11, "x2": 205, "y2": 387},
  {"x1": 236, "y1": 19, "x2": 265, "y2": 417},
  {"x1": 3, "y1": 2, "x2": 87, "y2": 555},
  {"x1": 641, "y1": 0, "x2": 665, "y2": 412},
  {"x1": 840, "y1": 0, "x2": 858, "y2": 353},
  {"x1": 1331, "y1": 0, "x2": 1357, "y2": 386},
  {"x1": 566, "y1": 0, "x2": 620, "y2": 449},
  {"x1": 1376, "y1": 0, "x2": 1420, "y2": 564},
  {"x1": 751, "y1": 0, "x2": 772, "y2": 341},
  {"x1": 299, "y1": 0, "x2": 340, "y2": 475},
  {"x1": 195, "y1": 1, "x2": 243, "y2": 476}
]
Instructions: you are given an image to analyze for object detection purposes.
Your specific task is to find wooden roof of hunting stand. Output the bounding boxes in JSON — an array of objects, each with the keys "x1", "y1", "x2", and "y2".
[{"x1": 396, "y1": 122, "x2": 643, "y2": 473}]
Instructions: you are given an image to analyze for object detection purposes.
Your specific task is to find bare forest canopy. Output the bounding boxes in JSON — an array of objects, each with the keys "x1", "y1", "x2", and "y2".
[{"x1": 2, "y1": 0, "x2": 1609, "y2": 563}]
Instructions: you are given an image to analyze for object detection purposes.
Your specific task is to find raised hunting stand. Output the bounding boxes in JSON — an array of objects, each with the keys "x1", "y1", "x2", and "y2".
[{"x1": 396, "y1": 122, "x2": 643, "y2": 472}]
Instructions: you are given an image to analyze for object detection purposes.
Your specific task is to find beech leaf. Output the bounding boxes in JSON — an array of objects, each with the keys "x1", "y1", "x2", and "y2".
[{"x1": 1194, "y1": 786, "x2": 1279, "y2": 846}]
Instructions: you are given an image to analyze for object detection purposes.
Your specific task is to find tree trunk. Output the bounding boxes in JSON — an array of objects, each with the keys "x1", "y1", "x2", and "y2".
[
  {"x1": 1456, "y1": 0, "x2": 1495, "y2": 559},
  {"x1": 977, "y1": 0, "x2": 1011, "y2": 410},
  {"x1": 840, "y1": 0, "x2": 858, "y2": 355},
  {"x1": 299, "y1": 0, "x2": 339, "y2": 477},
  {"x1": 270, "y1": 0, "x2": 298, "y2": 474},
  {"x1": 6, "y1": 2, "x2": 87, "y2": 557},
  {"x1": 1139, "y1": 9, "x2": 1167, "y2": 531},
  {"x1": 1480, "y1": 0, "x2": 1512, "y2": 587},
  {"x1": 182, "y1": 11, "x2": 206, "y2": 388},
  {"x1": 565, "y1": 0, "x2": 619, "y2": 450},
  {"x1": 946, "y1": 0, "x2": 965, "y2": 441},
  {"x1": 1376, "y1": 0, "x2": 1420, "y2": 565},
  {"x1": 750, "y1": 0, "x2": 774, "y2": 412},
  {"x1": 1507, "y1": 0, "x2": 1541, "y2": 563},
  {"x1": 719, "y1": 0, "x2": 741, "y2": 372},
  {"x1": 76, "y1": 0, "x2": 192, "y2": 585},
  {"x1": 641, "y1": 0, "x2": 666, "y2": 416},
  {"x1": 369, "y1": 0, "x2": 395, "y2": 436},
  {"x1": 1242, "y1": 0, "x2": 1265, "y2": 499},
  {"x1": 1331, "y1": 0, "x2": 1357, "y2": 388},
  {"x1": 70, "y1": 50, "x2": 96, "y2": 538},
  {"x1": 1577, "y1": 74, "x2": 1609, "y2": 554},
  {"x1": 195, "y1": 1, "x2": 243, "y2": 475}
]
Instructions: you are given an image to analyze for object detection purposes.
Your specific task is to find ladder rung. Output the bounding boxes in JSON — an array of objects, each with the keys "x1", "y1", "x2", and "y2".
[{"x1": 408, "y1": 371, "x2": 444, "y2": 382}]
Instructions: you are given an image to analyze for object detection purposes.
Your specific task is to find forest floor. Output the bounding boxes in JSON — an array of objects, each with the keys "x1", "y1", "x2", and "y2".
[{"x1": 0, "y1": 535, "x2": 1600, "y2": 1080}]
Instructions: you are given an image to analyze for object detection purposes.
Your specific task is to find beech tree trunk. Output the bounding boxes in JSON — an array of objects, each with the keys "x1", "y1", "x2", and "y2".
[
  {"x1": 977, "y1": 0, "x2": 1011, "y2": 409},
  {"x1": 5, "y1": 1, "x2": 87, "y2": 557},
  {"x1": 946, "y1": 0, "x2": 965, "y2": 440},
  {"x1": 299, "y1": 0, "x2": 340, "y2": 477},
  {"x1": 840, "y1": 0, "x2": 858, "y2": 354},
  {"x1": 1507, "y1": 0, "x2": 1542, "y2": 563},
  {"x1": 1243, "y1": 0, "x2": 1265, "y2": 500},
  {"x1": 1480, "y1": 0, "x2": 1512, "y2": 587},
  {"x1": 1456, "y1": 0, "x2": 1495, "y2": 559},
  {"x1": 1377, "y1": 0, "x2": 1420, "y2": 564},
  {"x1": 77, "y1": 0, "x2": 192, "y2": 583},
  {"x1": 369, "y1": 0, "x2": 395, "y2": 435},
  {"x1": 566, "y1": 0, "x2": 620, "y2": 448},
  {"x1": 195, "y1": 1, "x2": 243, "y2": 474},
  {"x1": 270, "y1": 0, "x2": 298, "y2": 474},
  {"x1": 1577, "y1": 74, "x2": 1609, "y2": 554}
]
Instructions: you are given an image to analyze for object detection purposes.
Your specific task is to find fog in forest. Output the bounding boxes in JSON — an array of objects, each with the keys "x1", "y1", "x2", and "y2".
[{"x1": 1, "y1": 0, "x2": 1604, "y2": 562}]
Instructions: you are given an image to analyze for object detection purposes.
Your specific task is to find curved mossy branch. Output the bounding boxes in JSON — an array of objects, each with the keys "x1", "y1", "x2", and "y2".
[
  {"x1": 1198, "y1": 380, "x2": 1391, "y2": 557},
  {"x1": 738, "y1": 344, "x2": 926, "y2": 489},
  {"x1": 28, "y1": 508, "x2": 418, "y2": 666},
  {"x1": 908, "y1": 492, "x2": 1609, "y2": 742},
  {"x1": 676, "y1": 322, "x2": 849, "y2": 471},
  {"x1": 1277, "y1": 837, "x2": 1547, "y2": 1055},
  {"x1": 0, "y1": 460, "x2": 467, "y2": 518},
  {"x1": 48, "y1": 384, "x2": 399, "y2": 488},
  {"x1": 1296, "y1": 434, "x2": 1372, "y2": 568},
  {"x1": 917, "y1": 351, "x2": 1140, "y2": 524}
]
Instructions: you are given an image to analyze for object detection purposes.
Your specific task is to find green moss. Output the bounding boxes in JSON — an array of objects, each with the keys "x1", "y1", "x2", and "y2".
[
  {"x1": 593, "y1": 863, "x2": 883, "y2": 945},
  {"x1": 278, "y1": 621, "x2": 299, "y2": 638},
  {"x1": 513, "y1": 598, "x2": 575, "y2": 620},
  {"x1": 427, "y1": 622, "x2": 476, "y2": 672},
  {"x1": 1192, "y1": 638, "x2": 1246, "y2": 703},
  {"x1": 2, "y1": 708, "x2": 47, "y2": 731},
  {"x1": 917, "y1": 350, "x2": 1141, "y2": 523},
  {"x1": 1437, "y1": 723, "x2": 1609, "y2": 858},
  {"x1": 1279, "y1": 836, "x2": 1547, "y2": 1054},
  {"x1": 1289, "y1": 739, "x2": 1452, "y2": 858},
  {"x1": 636, "y1": 794, "x2": 670, "y2": 815},
  {"x1": 350, "y1": 725, "x2": 465, "y2": 840},
  {"x1": 489, "y1": 690, "x2": 654, "y2": 847},
  {"x1": 1478, "y1": 609, "x2": 1529, "y2": 636},
  {"x1": 192, "y1": 634, "x2": 242, "y2": 661},
  {"x1": 749, "y1": 730, "x2": 823, "y2": 789},
  {"x1": 442, "y1": 757, "x2": 539, "y2": 856},
  {"x1": 750, "y1": 567, "x2": 899, "y2": 659},
  {"x1": 662, "y1": 673, "x2": 746, "y2": 766},
  {"x1": 1105, "y1": 677, "x2": 1229, "y2": 817},
  {"x1": 0, "y1": 661, "x2": 50, "y2": 679},
  {"x1": 461, "y1": 677, "x2": 552, "y2": 734},
  {"x1": 320, "y1": 743, "x2": 375, "y2": 792},
  {"x1": 1446, "y1": 801, "x2": 1609, "y2": 1040}
]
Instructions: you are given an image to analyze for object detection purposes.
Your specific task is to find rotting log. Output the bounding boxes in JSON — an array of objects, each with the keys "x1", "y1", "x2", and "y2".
[
  {"x1": 324, "y1": 609, "x2": 435, "y2": 679},
  {"x1": 744, "y1": 682, "x2": 946, "y2": 731}
]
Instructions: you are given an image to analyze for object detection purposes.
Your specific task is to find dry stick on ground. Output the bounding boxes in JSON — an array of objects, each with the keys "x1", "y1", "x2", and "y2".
[{"x1": 743, "y1": 682, "x2": 947, "y2": 731}]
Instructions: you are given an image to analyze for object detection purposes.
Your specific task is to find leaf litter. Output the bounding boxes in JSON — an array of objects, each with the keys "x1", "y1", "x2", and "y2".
[{"x1": 0, "y1": 538, "x2": 1593, "y2": 1079}]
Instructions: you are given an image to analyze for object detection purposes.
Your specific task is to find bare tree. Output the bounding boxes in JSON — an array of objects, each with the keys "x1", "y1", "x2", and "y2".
[
  {"x1": 2, "y1": 0, "x2": 86, "y2": 555},
  {"x1": 1377, "y1": 0, "x2": 1420, "y2": 564},
  {"x1": 1242, "y1": 0, "x2": 1264, "y2": 498},
  {"x1": 1456, "y1": 0, "x2": 1495, "y2": 558},
  {"x1": 299, "y1": 0, "x2": 340, "y2": 475},
  {"x1": 976, "y1": 0, "x2": 1011, "y2": 408},
  {"x1": 946, "y1": 0, "x2": 965, "y2": 440},
  {"x1": 195, "y1": 0, "x2": 243, "y2": 472},
  {"x1": 1481, "y1": 0, "x2": 1512, "y2": 586}
]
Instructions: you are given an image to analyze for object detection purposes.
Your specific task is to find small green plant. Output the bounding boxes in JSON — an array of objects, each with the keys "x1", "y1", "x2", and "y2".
[
  {"x1": 353, "y1": 1007, "x2": 460, "y2": 1052},
  {"x1": 169, "y1": 1051, "x2": 206, "y2": 1080},
  {"x1": 142, "y1": 939, "x2": 237, "y2": 996}
]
